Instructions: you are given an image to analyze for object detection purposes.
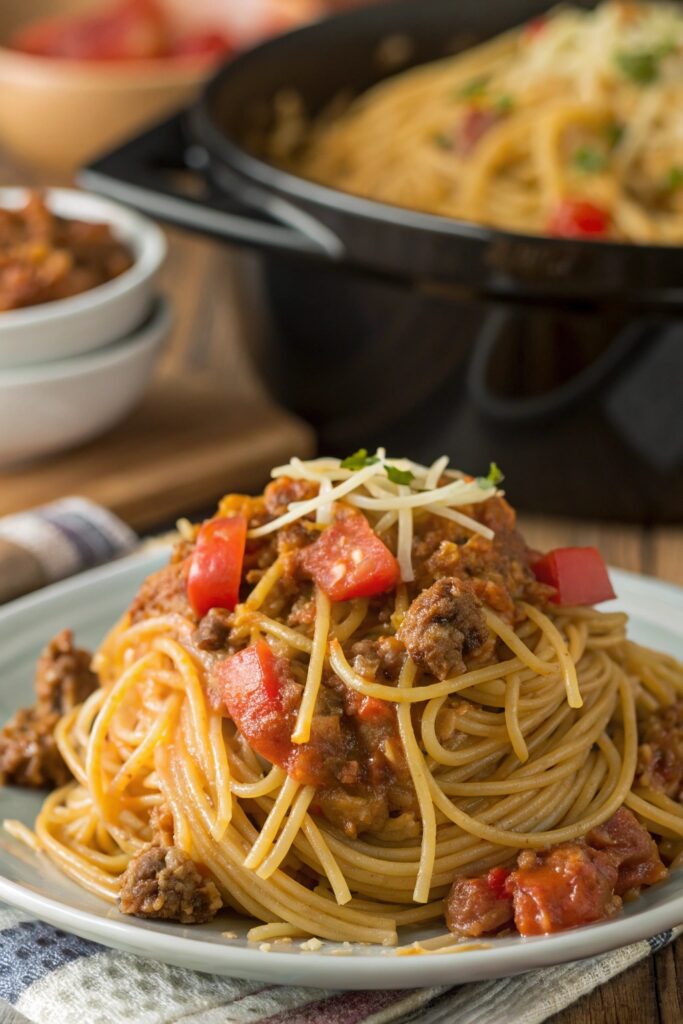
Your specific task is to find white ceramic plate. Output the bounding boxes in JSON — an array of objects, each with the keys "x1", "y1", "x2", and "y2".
[{"x1": 0, "y1": 552, "x2": 681, "y2": 990}]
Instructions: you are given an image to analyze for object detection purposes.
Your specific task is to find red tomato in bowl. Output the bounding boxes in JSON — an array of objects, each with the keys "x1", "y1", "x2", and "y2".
[
  {"x1": 171, "y1": 31, "x2": 233, "y2": 60},
  {"x1": 13, "y1": 0, "x2": 169, "y2": 60}
]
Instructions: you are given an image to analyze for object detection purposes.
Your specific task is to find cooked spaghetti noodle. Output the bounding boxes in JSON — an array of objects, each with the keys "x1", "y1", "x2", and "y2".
[
  {"x1": 267, "y1": 2, "x2": 683, "y2": 242},
  {"x1": 3, "y1": 451, "x2": 683, "y2": 943}
]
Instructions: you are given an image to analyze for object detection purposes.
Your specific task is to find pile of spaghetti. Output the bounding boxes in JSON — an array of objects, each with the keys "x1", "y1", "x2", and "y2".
[
  {"x1": 268, "y1": 1, "x2": 683, "y2": 242},
  {"x1": 5, "y1": 451, "x2": 683, "y2": 946}
]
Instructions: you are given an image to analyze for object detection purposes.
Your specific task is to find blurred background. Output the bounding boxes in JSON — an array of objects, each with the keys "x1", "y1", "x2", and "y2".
[{"x1": 0, "y1": 0, "x2": 681, "y2": 605}]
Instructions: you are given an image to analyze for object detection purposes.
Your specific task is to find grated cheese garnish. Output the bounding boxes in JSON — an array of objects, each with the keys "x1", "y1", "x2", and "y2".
[{"x1": 253, "y1": 452, "x2": 503, "y2": 582}]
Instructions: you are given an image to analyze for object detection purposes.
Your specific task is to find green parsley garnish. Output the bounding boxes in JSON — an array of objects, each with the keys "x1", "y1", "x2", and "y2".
[
  {"x1": 573, "y1": 146, "x2": 607, "y2": 173},
  {"x1": 433, "y1": 131, "x2": 453, "y2": 150},
  {"x1": 495, "y1": 94, "x2": 514, "y2": 114},
  {"x1": 341, "y1": 448, "x2": 380, "y2": 470},
  {"x1": 665, "y1": 165, "x2": 683, "y2": 191},
  {"x1": 476, "y1": 462, "x2": 505, "y2": 490},
  {"x1": 456, "y1": 75, "x2": 489, "y2": 99},
  {"x1": 341, "y1": 450, "x2": 414, "y2": 486},
  {"x1": 604, "y1": 122, "x2": 624, "y2": 148},
  {"x1": 385, "y1": 465, "x2": 415, "y2": 486},
  {"x1": 614, "y1": 41, "x2": 675, "y2": 84}
]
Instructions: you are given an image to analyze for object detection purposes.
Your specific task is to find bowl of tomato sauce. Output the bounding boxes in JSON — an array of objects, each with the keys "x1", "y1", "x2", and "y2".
[
  {"x1": 0, "y1": 187, "x2": 166, "y2": 367},
  {"x1": 0, "y1": 0, "x2": 321, "y2": 171}
]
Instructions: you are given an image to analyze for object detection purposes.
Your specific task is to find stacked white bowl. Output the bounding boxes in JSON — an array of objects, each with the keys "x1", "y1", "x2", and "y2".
[{"x1": 0, "y1": 188, "x2": 169, "y2": 467}]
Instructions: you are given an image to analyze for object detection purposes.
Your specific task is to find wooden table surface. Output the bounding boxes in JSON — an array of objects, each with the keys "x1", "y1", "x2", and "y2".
[{"x1": 1, "y1": 156, "x2": 682, "y2": 1022}]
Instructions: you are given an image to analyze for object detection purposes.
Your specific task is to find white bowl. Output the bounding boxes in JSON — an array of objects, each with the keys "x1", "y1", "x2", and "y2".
[
  {"x1": 0, "y1": 295, "x2": 171, "y2": 467},
  {"x1": 0, "y1": 187, "x2": 167, "y2": 369}
]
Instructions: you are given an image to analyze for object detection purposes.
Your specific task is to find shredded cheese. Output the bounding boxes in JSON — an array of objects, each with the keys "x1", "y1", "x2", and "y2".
[{"x1": 251, "y1": 451, "x2": 504, "y2": 583}]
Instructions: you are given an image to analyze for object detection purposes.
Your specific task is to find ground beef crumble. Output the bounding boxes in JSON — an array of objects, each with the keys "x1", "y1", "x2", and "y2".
[
  {"x1": 0, "y1": 629, "x2": 97, "y2": 788},
  {"x1": 398, "y1": 577, "x2": 490, "y2": 679},
  {"x1": 118, "y1": 844, "x2": 222, "y2": 924},
  {"x1": 635, "y1": 700, "x2": 683, "y2": 803},
  {"x1": 193, "y1": 607, "x2": 233, "y2": 652},
  {"x1": 129, "y1": 559, "x2": 192, "y2": 624}
]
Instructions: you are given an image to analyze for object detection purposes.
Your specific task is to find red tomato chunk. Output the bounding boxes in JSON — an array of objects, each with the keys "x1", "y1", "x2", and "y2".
[
  {"x1": 187, "y1": 515, "x2": 247, "y2": 617},
  {"x1": 211, "y1": 640, "x2": 297, "y2": 770},
  {"x1": 457, "y1": 107, "x2": 503, "y2": 154},
  {"x1": 532, "y1": 546, "x2": 615, "y2": 606},
  {"x1": 12, "y1": 0, "x2": 232, "y2": 61},
  {"x1": 446, "y1": 809, "x2": 667, "y2": 938},
  {"x1": 508, "y1": 844, "x2": 620, "y2": 935},
  {"x1": 299, "y1": 513, "x2": 400, "y2": 602},
  {"x1": 14, "y1": 0, "x2": 168, "y2": 60},
  {"x1": 547, "y1": 199, "x2": 610, "y2": 239}
]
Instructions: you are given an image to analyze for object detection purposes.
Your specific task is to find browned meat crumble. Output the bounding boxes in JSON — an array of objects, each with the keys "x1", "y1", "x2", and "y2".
[
  {"x1": 636, "y1": 700, "x2": 683, "y2": 803},
  {"x1": 0, "y1": 629, "x2": 97, "y2": 788},
  {"x1": 398, "y1": 577, "x2": 490, "y2": 679},
  {"x1": 118, "y1": 844, "x2": 222, "y2": 924}
]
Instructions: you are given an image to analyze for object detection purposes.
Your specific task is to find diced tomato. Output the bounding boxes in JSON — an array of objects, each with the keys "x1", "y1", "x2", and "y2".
[
  {"x1": 212, "y1": 640, "x2": 296, "y2": 769},
  {"x1": 299, "y1": 513, "x2": 400, "y2": 602},
  {"x1": 547, "y1": 199, "x2": 610, "y2": 239},
  {"x1": 13, "y1": 0, "x2": 169, "y2": 60},
  {"x1": 217, "y1": 639, "x2": 283, "y2": 712},
  {"x1": 212, "y1": 640, "x2": 337, "y2": 785},
  {"x1": 457, "y1": 107, "x2": 502, "y2": 154},
  {"x1": 532, "y1": 547, "x2": 616, "y2": 606},
  {"x1": 509, "y1": 844, "x2": 619, "y2": 935},
  {"x1": 187, "y1": 515, "x2": 247, "y2": 617},
  {"x1": 487, "y1": 866, "x2": 511, "y2": 900},
  {"x1": 355, "y1": 695, "x2": 394, "y2": 724},
  {"x1": 523, "y1": 16, "x2": 547, "y2": 41}
]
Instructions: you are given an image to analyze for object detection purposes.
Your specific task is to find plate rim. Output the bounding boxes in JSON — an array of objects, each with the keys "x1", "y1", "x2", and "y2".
[{"x1": 0, "y1": 550, "x2": 682, "y2": 989}]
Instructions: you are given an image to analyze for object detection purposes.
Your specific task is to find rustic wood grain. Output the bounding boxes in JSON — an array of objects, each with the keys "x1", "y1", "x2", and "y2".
[{"x1": 0, "y1": 377, "x2": 314, "y2": 530}]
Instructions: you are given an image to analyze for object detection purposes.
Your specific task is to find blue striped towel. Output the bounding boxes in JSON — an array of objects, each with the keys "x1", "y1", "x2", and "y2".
[{"x1": 0, "y1": 905, "x2": 680, "y2": 1024}]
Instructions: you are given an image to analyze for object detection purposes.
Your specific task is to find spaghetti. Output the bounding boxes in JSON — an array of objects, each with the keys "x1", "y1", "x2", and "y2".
[
  {"x1": 266, "y1": 2, "x2": 683, "y2": 242},
  {"x1": 3, "y1": 450, "x2": 683, "y2": 944}
]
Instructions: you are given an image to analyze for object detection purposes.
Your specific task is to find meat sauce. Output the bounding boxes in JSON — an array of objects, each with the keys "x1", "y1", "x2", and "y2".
[
  {"x1": 445, "y1": 808, "x2": 667, "y2": 937},
  {"x1": 0, "y1": 192, "x2": 132, "y2": 312},
  {"x1": 124, "y1": 476, "x2": 552, "y2": 840},
  {"x1": 636, "y1": 699, "x2": 683, "y2": 803}
]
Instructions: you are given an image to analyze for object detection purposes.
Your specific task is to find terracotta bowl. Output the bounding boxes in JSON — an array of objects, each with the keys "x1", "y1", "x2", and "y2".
[{"x1": 0, "y1": 0, "x2": 218, "y2": 173}]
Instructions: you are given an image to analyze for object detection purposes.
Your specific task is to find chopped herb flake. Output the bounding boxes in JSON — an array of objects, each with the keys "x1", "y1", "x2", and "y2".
[
  {"x1": 341, "y1": 449, "x2": 379, "y2": 470},
  {"x1": 573, "y1": 146, "x2": 607, "y2": 173},
  {"x1": 385, "y1": 465, "x2": 414, "y2": 485},
  {"x1": 341, "y1": 450, "x2": 415, "y2": 485},
  {"x1": 666, "y1": 165, "x2": 683, "y2": 190},
  {"x1": 433, "y1": 131, "x2": 453, "y2": 150},
  {"x1": 495, "y1": 94, "x2": 515, "y2": 114},
  {"x1": 456, "y1": 75, "x2": 489, "y2": 99},
  {"x1": 476, "y1": 462, "x2": 505, "y2": 490},
  {"x1": 614, "y1": 41, "x2": 675, "y2": 84},
  {"x1": 604, "y1": 122, "x2": 624, "y2": 148}
]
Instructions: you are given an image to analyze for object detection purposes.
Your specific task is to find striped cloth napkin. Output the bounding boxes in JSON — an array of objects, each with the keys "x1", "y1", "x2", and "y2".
[{"x1": 0, "y1": 905, "x2": 680, "y2": 1024}]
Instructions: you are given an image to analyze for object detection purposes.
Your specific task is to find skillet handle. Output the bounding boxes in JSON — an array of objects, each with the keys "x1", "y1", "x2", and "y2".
[
  {"x1": 80, "y1": 111, "x2": 344, "y2": 261},
  {"x1": 466, "y1": 308, "x2": 649, "y2": 423}
]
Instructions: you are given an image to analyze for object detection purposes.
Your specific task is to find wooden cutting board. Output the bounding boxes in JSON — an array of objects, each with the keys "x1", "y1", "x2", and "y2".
[{"x1": 0, "y1": 376, "x2": 315, "y2": 531}]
